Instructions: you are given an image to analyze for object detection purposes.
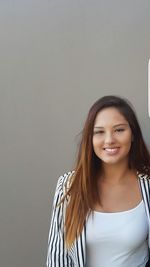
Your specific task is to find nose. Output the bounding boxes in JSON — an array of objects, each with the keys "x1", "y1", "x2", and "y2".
[{"x1": 104, "y1": 132, "x2": 115, "y2": 144}]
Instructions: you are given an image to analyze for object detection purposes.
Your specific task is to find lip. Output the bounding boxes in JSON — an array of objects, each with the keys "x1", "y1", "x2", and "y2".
[
  {"x1": 103, "y1": 147, "x2": 120, "y2": 155},
  {"x1": 103, "y1": 147, "x2": 120, "y2": 150}
]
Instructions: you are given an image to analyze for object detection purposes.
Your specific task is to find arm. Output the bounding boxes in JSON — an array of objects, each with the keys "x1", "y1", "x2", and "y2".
[{"x1": 46, "y1": 175, "x2": 72, "y2": 267}]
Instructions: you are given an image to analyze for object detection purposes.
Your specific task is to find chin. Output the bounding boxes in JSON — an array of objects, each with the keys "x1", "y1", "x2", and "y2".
[{"x1": 102, "y1": 157, "x2": 128, "y2": 165}]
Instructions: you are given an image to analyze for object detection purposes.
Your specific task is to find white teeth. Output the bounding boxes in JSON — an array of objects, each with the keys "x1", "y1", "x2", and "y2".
[{"x1": 105, "y1": 148, "x2": 118, "y2": 151}]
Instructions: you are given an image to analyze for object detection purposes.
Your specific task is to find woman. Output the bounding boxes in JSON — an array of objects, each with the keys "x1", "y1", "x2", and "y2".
[{"x1": 46, "y1": 95, "x2": 150, "y2": 267}]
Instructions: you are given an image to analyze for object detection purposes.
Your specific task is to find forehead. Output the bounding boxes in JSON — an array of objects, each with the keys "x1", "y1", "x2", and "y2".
[{"x1": 94, "y1": 107, "x2": 128, "y2": 126}]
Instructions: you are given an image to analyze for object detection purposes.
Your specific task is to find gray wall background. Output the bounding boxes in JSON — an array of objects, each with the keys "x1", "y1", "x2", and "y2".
[{"x1": 0, "y1": 1, "x2": 150, "y2": 267}]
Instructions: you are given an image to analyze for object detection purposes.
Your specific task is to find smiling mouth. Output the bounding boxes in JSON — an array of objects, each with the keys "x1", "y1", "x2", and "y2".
[
  {"x1": 104, "y1": 147, "x2": 120, "y2": 151},
  {"x1": 103, "y1": 147, "x2": 120, "y2": 155}
]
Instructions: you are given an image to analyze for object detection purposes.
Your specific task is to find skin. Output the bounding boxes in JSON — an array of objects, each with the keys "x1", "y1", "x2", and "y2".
[{"x1": 92, "y1": 107, "x2": 142, "y2": 212}]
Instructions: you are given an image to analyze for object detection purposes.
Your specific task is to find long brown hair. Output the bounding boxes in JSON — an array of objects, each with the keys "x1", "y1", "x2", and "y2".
[{"x1": 63, "y1": 95, "x2": 150, "y2": 248}]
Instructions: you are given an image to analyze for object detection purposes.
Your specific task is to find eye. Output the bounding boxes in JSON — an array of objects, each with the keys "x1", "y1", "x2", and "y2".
[
  {"x1": 115, "y1": 128, "x2": 125, "y2": 132},
  {"x1": 93, "y1": 130, "x2": 104, "y2": 135}
]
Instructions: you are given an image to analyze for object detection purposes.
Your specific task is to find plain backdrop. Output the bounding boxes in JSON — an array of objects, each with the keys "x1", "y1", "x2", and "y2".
[{"x1": 0, "y1": 1, "x2": 150, "y2": 267}]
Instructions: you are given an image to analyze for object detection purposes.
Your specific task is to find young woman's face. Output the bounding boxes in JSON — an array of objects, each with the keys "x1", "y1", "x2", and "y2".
[{"x1": 92, "y1": 107, "x2": 133, "y2": 166}]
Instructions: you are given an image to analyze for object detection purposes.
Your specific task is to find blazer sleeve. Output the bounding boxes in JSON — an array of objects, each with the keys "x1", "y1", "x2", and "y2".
[{"x1": 46, "y1": 175, "x2": 73, "y2": 267}]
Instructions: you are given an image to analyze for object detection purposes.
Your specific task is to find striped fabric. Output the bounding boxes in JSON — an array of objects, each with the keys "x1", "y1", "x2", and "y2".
[{"x1": 46, "y1": 171, "x2": 150, "y2": 267}]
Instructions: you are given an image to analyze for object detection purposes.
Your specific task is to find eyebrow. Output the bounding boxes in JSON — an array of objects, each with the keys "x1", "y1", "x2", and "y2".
[{"x1": 94, "y1": 123, "x2": 128, "y2": 129}]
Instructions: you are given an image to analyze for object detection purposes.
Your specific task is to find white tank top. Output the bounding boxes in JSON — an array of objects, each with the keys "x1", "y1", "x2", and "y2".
[{"x1": 86, "y1": 200, "x2": 149, "y2": 267}]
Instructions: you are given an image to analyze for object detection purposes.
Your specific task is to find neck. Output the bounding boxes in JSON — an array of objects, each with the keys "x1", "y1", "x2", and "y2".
[{"x1": 100, "y1": 162, "x2": 135, "y2": 184}]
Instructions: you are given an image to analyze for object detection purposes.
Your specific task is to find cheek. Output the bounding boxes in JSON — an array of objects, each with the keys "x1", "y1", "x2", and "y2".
[
  {"x1": 92, "y1": 138, "x2": 96, "y2": 152},
  {"x1": 124, "y1": 134, "x2": 132, "y2": 145},
  {"x1": 92, "y1": 137, "x2": 103, "y2": 151},
  {"x1": 120, "y1": 135, "x2": 132, "y2": 152}
]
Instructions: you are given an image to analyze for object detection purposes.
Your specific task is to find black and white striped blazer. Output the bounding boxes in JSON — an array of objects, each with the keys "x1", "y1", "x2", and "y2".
[{"x1": 46, "y1": 171, "x2": 150, "y2": 267}]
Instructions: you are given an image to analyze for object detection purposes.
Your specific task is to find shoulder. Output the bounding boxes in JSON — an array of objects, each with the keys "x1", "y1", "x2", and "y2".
[
  {"x1": 138, "y1": 172, "x2": 150, "y2": 181},
  {"x1": 52, "y1": 171, "x2": 74, "y2": 208},
  {"x1": 138, "y1": 173, "x2": 150, "y2": 190},
  {"x1": 55, "y1": 170, "x2": 75, "y2": 198}
]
